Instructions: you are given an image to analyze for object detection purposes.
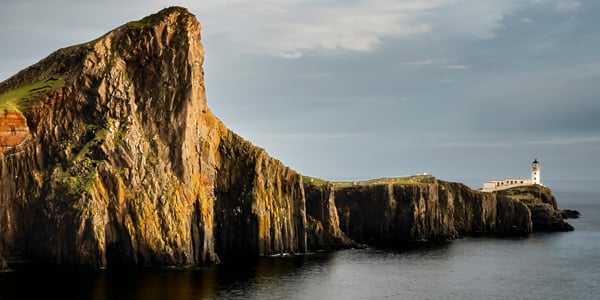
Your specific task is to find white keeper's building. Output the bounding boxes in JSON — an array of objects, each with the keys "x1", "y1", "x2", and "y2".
[{"x1": 481, "y1": 159, "x2": 542, "y2": 192}]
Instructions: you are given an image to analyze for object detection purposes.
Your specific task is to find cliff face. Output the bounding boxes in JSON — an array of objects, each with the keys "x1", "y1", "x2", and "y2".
[
  {"x1": 215, "y1": 130, "x2": 306, "y2": 257},
  {"x1": 0, "y1": 7, "x2": 305, "y2": 268},
  {"x1": 331, "y1": 177, "x2": 532, "y2": 244},
  {"x1": 303, "y1": 179, "x2": 356, "y2": 249},
  {"x1": 498, "y1": 185, "x2": 574, "y2": 231}
]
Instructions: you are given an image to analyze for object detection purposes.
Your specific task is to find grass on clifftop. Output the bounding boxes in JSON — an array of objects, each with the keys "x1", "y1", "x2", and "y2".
[
  {"x1": 498, "y1": 186, "x2": 540, "y2": 201},
  {"x1": 127, "y1": 6, "x2": 190, "y2": 28},
  {"x1": 334, "y1": 175, "x2": 436, "y2": 187},
  {"x1": 0, "y1": 76, "x2": 63, "y2": 112},
  {"x1": 302, "y1": 176, "x2": 330, "y2": 187},
  {"x1": 303, "y1": 174, "x2": 436, "y2": 187}
]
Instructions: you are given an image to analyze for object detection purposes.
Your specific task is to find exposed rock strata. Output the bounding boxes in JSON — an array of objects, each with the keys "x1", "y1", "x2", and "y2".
[
  {"x1": 330, "y1": 177, "x2": 532, "y2": 245},
  {"x1": 0, "y1": 110, "x2": 29, "y2": 154},
  {"x1": 215, "y1": 130, "x2": 306, "y2": 257},
  {"x1": 498, "y1": 185, "x2": 575, "y2": 231},
  {"x1": 303, "y1": 178, "x2": 357, "y2": 249},
  {"x1": 0, "y1": 7, "x2": 305, "y2": 268}
]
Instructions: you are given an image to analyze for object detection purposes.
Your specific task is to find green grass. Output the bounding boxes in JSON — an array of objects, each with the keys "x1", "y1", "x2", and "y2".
[
  {"x1": 0, "y1": 76, "x2": 64, "y2": 111},
  {"x1": 127, "y1": 6, "x2": 189, "y2": 29},
  {"x1": 332, "y1": 174, "x2": 436, "y2": 187},
  {"x1": 53, "y1": 162, "x2": 99, "y2": 198},
  {"x1": 127, "y1": 20, "x2": 147, "y2": 28},
  {"x1": 497, "y1": 186, "x2": 540, "y2": 201},
  {"x1": 302, "y1": 174, "x2": 437, "y2": 188},
  {"x1": 73, "y1": 127, "x2": 109, "y2": 162},
  {"x1": 303, "y1": 176, "x2": 330, "y2": 187}
]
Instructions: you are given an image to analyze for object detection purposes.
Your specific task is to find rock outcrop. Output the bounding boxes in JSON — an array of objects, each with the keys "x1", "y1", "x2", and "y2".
[
  {"x1": 0, "y1": 7, "x2": 575, "y2": 270},
  {"x1": 0, "y1": 110, "x2": 29, "y2": 154},
  {"x1": 328, "y1": 176, "x2": 532, "y2": 245},
  {"x1": 560, "y1": 209, "x2": 580, "y2": 219},
  {"x1": 303, "y1": 178, "x2": 358, "y2": 249},
  {"x1": 498, "y1": 185, "x2": 576, "y2": 231},
  {"x1": 215, "y1": 130, "x2": 306, "y2": 257},
  {"x1": 0, "y1": 7, "x2": 305, "y2": 268}
]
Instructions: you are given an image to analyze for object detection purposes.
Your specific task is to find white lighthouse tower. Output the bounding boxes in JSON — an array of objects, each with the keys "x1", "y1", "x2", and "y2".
[{"x1": 531, "y1": 158, "x2": 540, "y2": 185}]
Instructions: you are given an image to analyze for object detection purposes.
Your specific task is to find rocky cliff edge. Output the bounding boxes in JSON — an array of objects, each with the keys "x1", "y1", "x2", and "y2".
[{"x1": 0, "y1": 7, "x2": 306, "y2": 268}]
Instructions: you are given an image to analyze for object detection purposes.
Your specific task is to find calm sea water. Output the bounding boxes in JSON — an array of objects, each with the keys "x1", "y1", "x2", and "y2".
[{"x1": 1, "y1": 180, "x2": 598, "y2": 299}]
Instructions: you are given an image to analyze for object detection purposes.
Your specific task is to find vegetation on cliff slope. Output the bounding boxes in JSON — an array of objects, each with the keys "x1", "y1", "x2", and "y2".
[
  {"x1": 0, "y1": 7, "x2": 309, "y2": 269},
  {"x1": 0, "y1": 76, "x2": 64, "y2": 111}
]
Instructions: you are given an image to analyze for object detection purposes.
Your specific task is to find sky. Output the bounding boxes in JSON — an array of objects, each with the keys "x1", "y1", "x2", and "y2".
[{"x1": 1, "y1": 0, "x2": 599, "y2": 189}]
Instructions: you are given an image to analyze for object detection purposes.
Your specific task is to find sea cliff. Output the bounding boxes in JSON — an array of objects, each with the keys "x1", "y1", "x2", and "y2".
[
  {"x1": 0, "y1": 7, "x2": 306, "y2": 268},
  {"x1": 497, "y1": 185, "x2": 576, "y2": 231},
  {"x1": 305, "y1": 176, "x2": 533, "y2": 245},
  {"x1": 0, "y1": 7, "x2": 575, "y2": 270}
]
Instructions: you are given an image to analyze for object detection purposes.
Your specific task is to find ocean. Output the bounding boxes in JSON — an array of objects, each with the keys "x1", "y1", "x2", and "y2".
[{"x1": 1, "y1": 180, "x2": 598, "y2": 299}]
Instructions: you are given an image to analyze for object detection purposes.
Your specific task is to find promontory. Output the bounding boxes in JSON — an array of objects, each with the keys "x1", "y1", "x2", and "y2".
[{"x1": 0, "y1": 7, "x2": 575, "y2": 270}]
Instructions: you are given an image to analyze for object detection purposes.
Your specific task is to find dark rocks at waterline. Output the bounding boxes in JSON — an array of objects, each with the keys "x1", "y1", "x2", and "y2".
[
  {"x1": 561, "y1": 209, "x2": 581, "y2": 219},
  {"x1": 497, "y1": 185, "x2": 576, "y2": 232},
  {"x1": 529, "y1": 204, "x2": 575, "y2": 232}
]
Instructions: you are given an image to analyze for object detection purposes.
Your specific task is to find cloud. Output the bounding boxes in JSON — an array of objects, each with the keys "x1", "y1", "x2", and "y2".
[
  {"x1": 426, "y1": 134, "x2": 600, "y2": 149},
  {"x1": 400, "y1": 59, "x2": 446, "y2": 65},
  {"x1": 296, "y1": 72, "x2": 334, "y2": 79},
  {"x1": 256, "y1": 133, "x2": 362, "y2": 141},
  {"x1": 525, "y1": 136, "x2": 600, "y2": 145},
  {"x1": 399, "y1": 59, "x2": 469, "y2": 70},
  {"x1": 555, "y1": 1, "x2": 581, "y2": 13},
  {"x1": 195, "y1": 0, "x2": 520, "y2": 57},
  {"x1": 279, "y1": 51, "x2": 303, "y2": 59},
  {"x1": 443, "y1": 64, "x2": 469, "y2": 69}
]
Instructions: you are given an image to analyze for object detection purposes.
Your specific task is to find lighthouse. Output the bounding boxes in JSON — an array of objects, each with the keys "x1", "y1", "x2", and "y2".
[{"x1": 531, "y1": 158, "x2": 540, "y2": 185}]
